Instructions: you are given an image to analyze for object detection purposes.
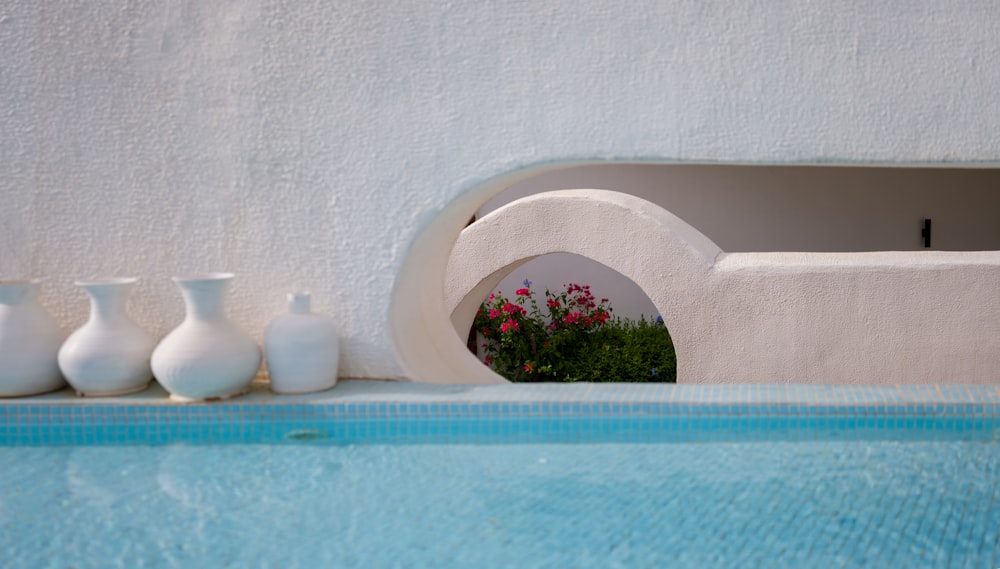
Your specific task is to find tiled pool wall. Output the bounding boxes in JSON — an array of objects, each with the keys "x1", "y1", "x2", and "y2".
[{"x1": 2, "y1": 382, "x2": 999, "y2": 446}]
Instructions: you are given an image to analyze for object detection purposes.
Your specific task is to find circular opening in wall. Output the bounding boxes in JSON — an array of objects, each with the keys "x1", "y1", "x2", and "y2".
[
  {"x1": 463, "y1": 253, "x2": 676, "y2": 383},
  {"x1": 440, "y1": 184, "x2": 717, "y2": 385}
]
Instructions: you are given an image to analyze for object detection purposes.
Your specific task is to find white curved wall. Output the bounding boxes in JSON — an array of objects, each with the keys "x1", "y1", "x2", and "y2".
[{"x1": 2, "y1": 1, "x2": 1000, "y2": 382}]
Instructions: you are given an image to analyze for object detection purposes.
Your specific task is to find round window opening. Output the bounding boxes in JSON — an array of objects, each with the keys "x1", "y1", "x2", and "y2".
[{"x1": 462, "y1": 253, "x2": 677, "y2": 383}]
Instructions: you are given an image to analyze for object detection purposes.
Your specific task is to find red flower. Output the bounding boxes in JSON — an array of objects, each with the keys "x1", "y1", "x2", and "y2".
[
  {"x1": 546, "y1": 298, "x2": 560, "y2": 309},
  {"x1": 515, "y1": 288, "x2": 530, "y2": 297},
  {"x1": 502, "y1": 302, "x2": 523, "y2": 315},
  {"x1": 489, "y1": 308, "x2": 501, "y2": 319},
  {"x1": 500, "y1": 318, "x2": 519, "y2": 333},
  {"x1": 523, "y1": 361, "x2": 535, "y2": 373},
  {"x1": 484, "y1": 356, "x2": 492, "y2": 366}
]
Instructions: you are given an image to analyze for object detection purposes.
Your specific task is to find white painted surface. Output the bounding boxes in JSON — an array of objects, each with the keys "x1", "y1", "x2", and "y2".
[{"x1": 2, "y1": 2, "x2": 1000, "y2": 383}]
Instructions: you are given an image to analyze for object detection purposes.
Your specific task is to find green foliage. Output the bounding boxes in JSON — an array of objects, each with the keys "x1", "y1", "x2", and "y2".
[{"x1": 474, "y1": 281, "x2": 676, "y2": 383}]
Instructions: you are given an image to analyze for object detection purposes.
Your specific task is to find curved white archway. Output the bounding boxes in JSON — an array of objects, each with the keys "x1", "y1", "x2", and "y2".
[
  {"x1": 445, "y1": 189, "x2": 720, "y2": 384},
  {"x1": 393, "y1": 172, "x2": 1000, "y2": 386},
  {"x1": 393, "y1": 185, "x2": 722, "y2": 385}
]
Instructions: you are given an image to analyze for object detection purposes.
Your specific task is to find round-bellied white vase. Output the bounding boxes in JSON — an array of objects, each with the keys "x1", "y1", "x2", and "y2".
[
  {"x1": 265, "y1": 292, "x2": 339, "y2": 394},
  {"x1": 151, "y1": 273, "x2": 261, "y2": 402},
  {"x1": 0, "y1": 280, "x2": 66, "y2": 397},
  {"x1": 58, "y1": 278, "x2": 156, "y2": 397}
]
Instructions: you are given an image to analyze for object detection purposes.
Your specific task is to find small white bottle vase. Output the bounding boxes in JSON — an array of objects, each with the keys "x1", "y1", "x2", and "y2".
[
  {"x1": 151, "y1": 273, "x2": 261, "y2": 402},
  {"x1": 58, "y1": 278, "x2": 156, "y2": 397},
  {"x1": 265, "y1": 292, "x2": 339, "y2": 394},
  {"x1": 0, "y1": 280, "x2": 66, "y2": 397}
]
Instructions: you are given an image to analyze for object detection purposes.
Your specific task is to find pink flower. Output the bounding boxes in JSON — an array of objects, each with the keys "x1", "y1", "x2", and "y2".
[
  {"x1": 515, "y1": 288, "x2": 530, "y2": 297},
  {"x1": 502, "y1": 302, "x2": 525, "y2": 316},
  {"x1": 523, "y1": 361, "x2": 535, "y2": 373},
  {"x1": 489, "y1": 308, "x2": 501, "y2": 319},
  {"x1": 563, "y1": 311, "x2": 581, "y2": 325},
  {"x1": 484, "y1": 356, "x2": 492, "y2": 366},
  {"x1": 546, "y1": 298, "x2": 560, "y2": 309},
  {"x1": 500, "y1": 318, "x2": 519, "y2": 333}
]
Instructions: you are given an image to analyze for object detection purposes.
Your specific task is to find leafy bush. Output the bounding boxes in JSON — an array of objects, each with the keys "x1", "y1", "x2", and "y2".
[{"x1": 474, "y1": 281, "x2": 676, "y2": 382}]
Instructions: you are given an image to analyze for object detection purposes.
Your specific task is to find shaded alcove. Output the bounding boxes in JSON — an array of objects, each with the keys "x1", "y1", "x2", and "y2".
[
  {"x1": 468, "y1": 164, "x2": 1000, "y2": 336},
  {"x1": 482, "y1": 164, "x2": 1000, "y2": 252}
]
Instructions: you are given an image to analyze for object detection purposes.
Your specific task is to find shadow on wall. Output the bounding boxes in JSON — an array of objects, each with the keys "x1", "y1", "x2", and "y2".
[{"x1": 480, "y1": 163, "x2": 1000, "y2": 252}]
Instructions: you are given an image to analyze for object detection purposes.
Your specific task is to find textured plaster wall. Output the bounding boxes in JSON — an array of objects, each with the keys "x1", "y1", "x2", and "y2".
[{"x1": 2, "y1": 1, "x2": 1000, "y2": 382}]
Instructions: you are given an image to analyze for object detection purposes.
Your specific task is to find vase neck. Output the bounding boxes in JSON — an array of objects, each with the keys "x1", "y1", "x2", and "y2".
[
  {"x1": 82, "y1": 282, "x2": 132, "y2": 323},
  {"x1": 178, "y1": 278, "x2": 230, "y2": 321},
  {"x1": 288, "y1": 293, "x2": 311, "y2": 315}
]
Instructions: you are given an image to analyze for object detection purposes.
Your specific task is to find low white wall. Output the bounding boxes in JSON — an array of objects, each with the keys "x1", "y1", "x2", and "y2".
[{"x1": 447, "y1": 191, "x2": 1000, "y2": 384}]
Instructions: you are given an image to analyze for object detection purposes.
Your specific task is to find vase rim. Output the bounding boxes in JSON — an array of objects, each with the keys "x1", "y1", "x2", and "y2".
[
  {"x1": 172, "y1": 272, "x2": 235, "y2": 283},
  {"x1": 74, "y1": 277, "x2": 138, "y2": 287}
]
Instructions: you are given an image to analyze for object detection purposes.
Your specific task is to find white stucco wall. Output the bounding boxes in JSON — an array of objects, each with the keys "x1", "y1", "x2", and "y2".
[{"x1": 2, "y1": 1, "x2": 1000, "y2": 383}]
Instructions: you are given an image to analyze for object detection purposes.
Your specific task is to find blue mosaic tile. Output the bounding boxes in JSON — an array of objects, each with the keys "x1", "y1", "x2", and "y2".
[{"x1": 2, "y1": 382, "x2": 1000, "y2": 446}]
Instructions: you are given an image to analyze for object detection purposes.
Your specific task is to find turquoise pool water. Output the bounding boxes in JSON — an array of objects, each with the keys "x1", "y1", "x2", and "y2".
[
  {"x1": 2, "y1": 383, "x2": 999, "y2": 567},
  {"x1": 3, "y1": 440, "x2": 998, "y2": 568}
]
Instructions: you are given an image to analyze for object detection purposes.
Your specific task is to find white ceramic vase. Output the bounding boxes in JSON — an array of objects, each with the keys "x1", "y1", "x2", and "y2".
[
  {"x1": 0, "y1": 280, "x2": 66, "y2": 397},
  {"x1": 151, "y1": 273, "x2": 261, "y2": 402},
  {"x1": 58, "y1": 278, "x2": 156, "y2": 397},
  {"x1": 265, "y1": 292, "x2": 339, "y2": 394}
]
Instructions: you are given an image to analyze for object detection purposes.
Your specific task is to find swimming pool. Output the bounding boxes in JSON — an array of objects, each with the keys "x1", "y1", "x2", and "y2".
[{"x1": 2, "y1": 382, "x2": 999, "y2": 568}]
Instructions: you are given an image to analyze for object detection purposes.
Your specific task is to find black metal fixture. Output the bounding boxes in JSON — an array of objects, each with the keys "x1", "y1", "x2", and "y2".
[{"x1": 921, "y1": 218, "x2": 932, "y2": 248}]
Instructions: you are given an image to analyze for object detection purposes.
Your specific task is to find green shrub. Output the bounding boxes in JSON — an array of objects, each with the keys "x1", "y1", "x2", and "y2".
[{"x1": 474, "y1": 281, "x2": 676, "y2": 383}]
